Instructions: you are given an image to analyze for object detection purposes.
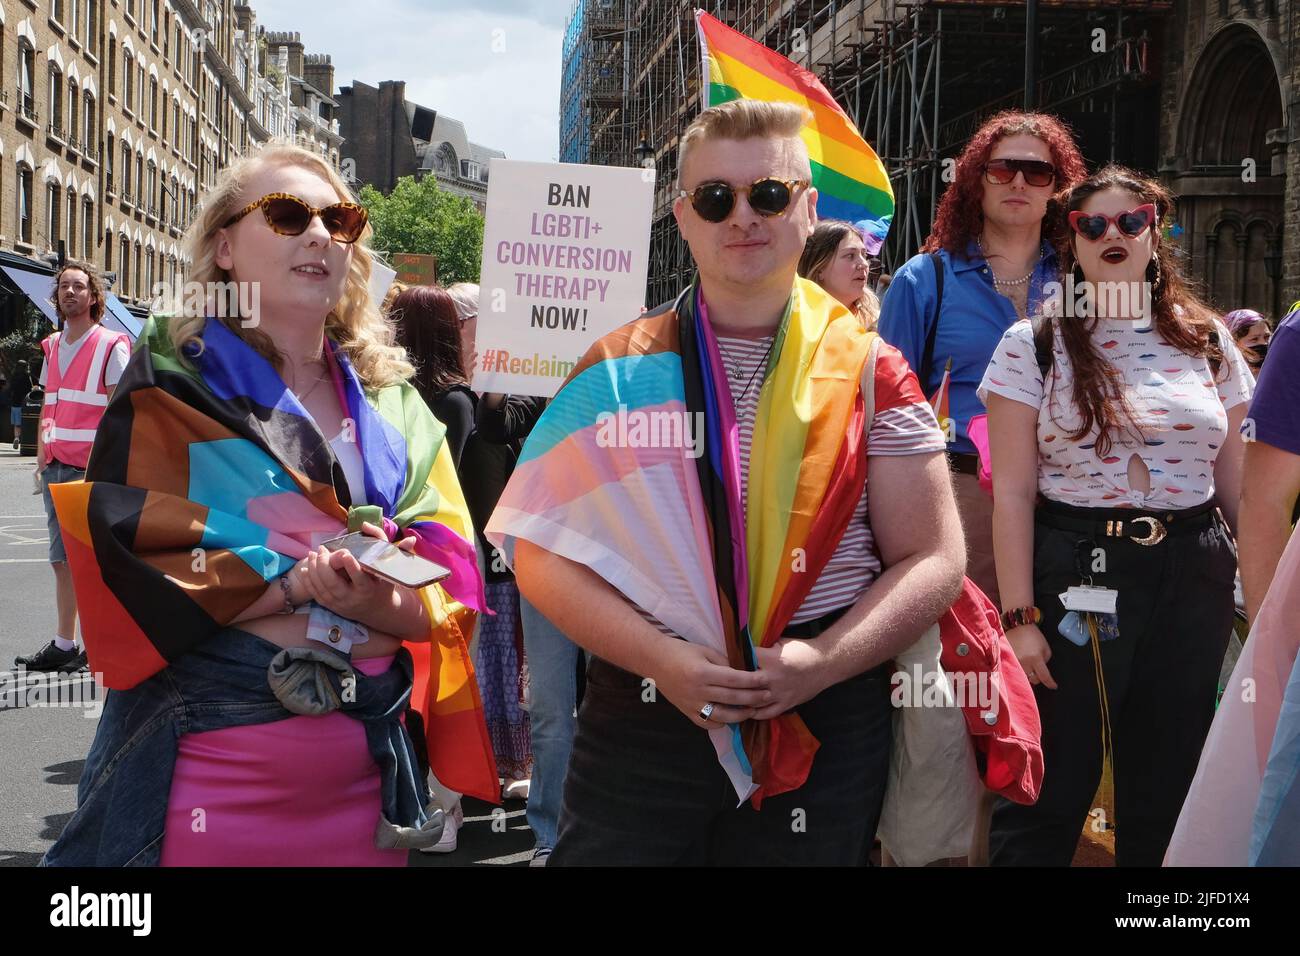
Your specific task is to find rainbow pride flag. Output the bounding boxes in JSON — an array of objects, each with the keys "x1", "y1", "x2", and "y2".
[
  {"x1": 696, "y1": 9, "x2": 894, "y2": 254},
  {"x1": 488, "y1": 278, "x2": 873, "y2": 801}
]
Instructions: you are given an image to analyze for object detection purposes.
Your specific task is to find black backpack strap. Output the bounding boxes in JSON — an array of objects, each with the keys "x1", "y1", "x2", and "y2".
[
  {"x1": 920, "y1": 252, "x2": 945, "y2": 388},
  {"x1": 1033, "y1": 315, "x2": 1055, "y2": 380}
]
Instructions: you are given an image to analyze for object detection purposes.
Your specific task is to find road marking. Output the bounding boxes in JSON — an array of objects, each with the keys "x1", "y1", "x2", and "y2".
[{"x1": 0, "y1": 558, "x2": 48, "y2": 563}]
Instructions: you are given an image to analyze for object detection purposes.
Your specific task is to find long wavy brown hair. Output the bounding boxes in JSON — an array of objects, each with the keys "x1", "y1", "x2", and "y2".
[
  {"x1": 922, "y1": 111, "x2": 1087, "y2": 255},
  {"x1": 1049, "y1": 165, "x2": 1225, "y2": 458},
  {"x1": 389, "y1": 284, "x2": 468, "y2": 397}
]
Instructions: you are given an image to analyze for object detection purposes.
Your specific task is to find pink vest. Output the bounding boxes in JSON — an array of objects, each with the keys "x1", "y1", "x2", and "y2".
[{"x1": 40, "y1": 324, "x2": 130, "y2": 469}]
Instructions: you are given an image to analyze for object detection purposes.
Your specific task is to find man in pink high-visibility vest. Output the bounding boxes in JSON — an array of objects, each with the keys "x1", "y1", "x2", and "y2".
[{"x1": 15, "y1": 263, "x2": 131, "y2": 673}]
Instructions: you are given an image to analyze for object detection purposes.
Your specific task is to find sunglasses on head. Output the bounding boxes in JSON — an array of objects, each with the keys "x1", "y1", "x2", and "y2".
[
  {"x1": 1068, "y1": 203, "x2": 1157, "y2": 242},
  {"x1": 678, "y1": 178, "x2": 809, "y2": 223},
  {"x1": 983, "y1": 158, "x2": 1056, "y2": 188},
  {"x1": 224, "y1": 192, "x2": 369, "y2": 243}
]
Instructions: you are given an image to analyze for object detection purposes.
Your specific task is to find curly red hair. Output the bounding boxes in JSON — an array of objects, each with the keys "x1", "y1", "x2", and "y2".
[{"x1": 922, "y1": 111, "x2": 1087, "y2": 255}]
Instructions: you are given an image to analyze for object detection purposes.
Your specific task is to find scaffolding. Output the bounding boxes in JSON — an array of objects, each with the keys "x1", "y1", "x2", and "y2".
[{"x1": 559, "y1": 1, "x2": 1173, "y2": 303}]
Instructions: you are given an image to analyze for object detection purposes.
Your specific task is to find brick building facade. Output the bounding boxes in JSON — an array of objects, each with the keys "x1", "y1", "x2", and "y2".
[{"x1": 0, "y1": 1, "x2": 341, "y2": 309}]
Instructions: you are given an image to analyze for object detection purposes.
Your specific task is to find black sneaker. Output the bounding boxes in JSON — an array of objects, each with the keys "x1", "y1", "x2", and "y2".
[
  {"x1": 63, "y1": 648, "x2": 89, "y2": 673},
  {"x1": 14, "y1": 641, "x2": 83, "y2": 673}
]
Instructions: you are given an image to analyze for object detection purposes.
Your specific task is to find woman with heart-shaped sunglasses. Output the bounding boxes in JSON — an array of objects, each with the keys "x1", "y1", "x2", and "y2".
[{"x1": 980, "y1": 165, "x2": 1254, "y2": 866}]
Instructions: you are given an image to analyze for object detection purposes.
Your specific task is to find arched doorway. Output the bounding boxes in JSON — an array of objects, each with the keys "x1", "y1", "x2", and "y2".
[{"x1": 1171, "y1": 24, "x2": 1284, "y2": 319}]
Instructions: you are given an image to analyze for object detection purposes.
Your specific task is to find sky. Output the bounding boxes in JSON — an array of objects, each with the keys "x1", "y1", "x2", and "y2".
[{"x1": 249, "y1": 0, "x2": 567, "y2": 161}]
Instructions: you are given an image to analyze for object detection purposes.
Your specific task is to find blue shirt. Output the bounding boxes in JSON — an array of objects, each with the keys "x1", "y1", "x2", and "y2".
[
  {"x1": 877, "y1": 240, "x2": 1060, "y2": 454},
  {"x1": 1246, "y1": 304, "x2": 1300, "y2": 454}
]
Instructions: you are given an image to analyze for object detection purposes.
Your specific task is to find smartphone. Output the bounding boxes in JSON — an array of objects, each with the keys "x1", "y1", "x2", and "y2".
[{"x1": 321, "y1": 532, "x2": 451, "y2": 589}]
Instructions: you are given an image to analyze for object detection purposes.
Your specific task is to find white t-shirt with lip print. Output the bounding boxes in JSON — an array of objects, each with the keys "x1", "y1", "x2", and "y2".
[{"x1": 977, "y1": 315, "x2": 1254, "y2": 510}]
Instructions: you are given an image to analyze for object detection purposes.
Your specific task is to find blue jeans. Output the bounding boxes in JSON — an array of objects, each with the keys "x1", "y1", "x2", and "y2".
[
  {"x1": 43, "y1": 628, "x2": 430, "y2": 866},
  {"x1": 519, "y1": 595, "x2": 580, "y2": 851},
  {"x1": 41, "y1": 460, "x2": 86, "y2": 563}
]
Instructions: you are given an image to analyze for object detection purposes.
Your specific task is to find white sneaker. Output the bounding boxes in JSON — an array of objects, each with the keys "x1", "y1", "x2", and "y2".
[
  {"x1": 502, "y1": 777, "x2": 531, "y2": 801},
  {"x1": 419, "y1": 801, "x2": 463, "y2": 854}
]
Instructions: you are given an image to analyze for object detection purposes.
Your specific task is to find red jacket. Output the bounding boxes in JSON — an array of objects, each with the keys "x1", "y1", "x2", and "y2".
[{"x1": 938, "y1": 577, "x2": 1043, "y2": 805}]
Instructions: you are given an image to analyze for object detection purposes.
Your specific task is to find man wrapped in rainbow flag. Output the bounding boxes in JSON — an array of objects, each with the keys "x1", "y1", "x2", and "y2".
[{"x1": 487, "y1": 98, "x2": 966, "y2": 865}]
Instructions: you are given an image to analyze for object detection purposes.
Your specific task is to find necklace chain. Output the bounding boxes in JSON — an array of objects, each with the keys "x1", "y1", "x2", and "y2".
[
  {"x1": 718, "y1": 335, "x2": 776, "y2": 405},
  {"x1": 977, "y1": 236, "x2": 1035, "y2": 287},
  {"x1": 291, "y1": 358, "x2": 329, "y2": 405}
]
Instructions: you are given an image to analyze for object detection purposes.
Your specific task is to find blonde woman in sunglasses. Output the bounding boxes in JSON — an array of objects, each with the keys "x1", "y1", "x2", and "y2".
[{"x1": 43, "y1": 143, "x2": 492, "y2": 867}]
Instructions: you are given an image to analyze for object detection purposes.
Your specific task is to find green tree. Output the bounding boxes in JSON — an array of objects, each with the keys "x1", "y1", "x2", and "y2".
[{"x1": 360, "y1": 176, "x2": 485, "y2": 285}]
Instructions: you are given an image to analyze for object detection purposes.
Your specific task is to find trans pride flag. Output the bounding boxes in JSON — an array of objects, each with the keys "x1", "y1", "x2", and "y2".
[
  {"x1": 696, "y1": 9, "x2": 894, "y2": 254},
  {"x1": 50, "y1": 316, "x2": 499, "y2": 801},
  {"x1": 488, "y1": 278, "x2": 875, "y2": 801},
  {"x1": 1166, "y1": 524, "x2": 1300, "y2": 865}
]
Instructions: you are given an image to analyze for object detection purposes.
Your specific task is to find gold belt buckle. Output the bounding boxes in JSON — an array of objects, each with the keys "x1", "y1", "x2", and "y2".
[{"x1": 1129, "y1": 515, "x2": 1166, "y2": 546}]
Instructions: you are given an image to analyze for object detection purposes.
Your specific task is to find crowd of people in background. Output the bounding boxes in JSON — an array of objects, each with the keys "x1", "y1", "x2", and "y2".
[{"x1": 17, "y1": 95, "x2": 1299, "y2": 867}]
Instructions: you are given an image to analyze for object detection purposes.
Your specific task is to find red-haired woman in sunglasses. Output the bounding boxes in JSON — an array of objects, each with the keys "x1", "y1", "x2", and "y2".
[
  {"x1": 44, "y1": 144, "x2": 491, "y2": 867},
  {"x1": 979, "y1": 165, "x2": 1254, "y2": 866}
]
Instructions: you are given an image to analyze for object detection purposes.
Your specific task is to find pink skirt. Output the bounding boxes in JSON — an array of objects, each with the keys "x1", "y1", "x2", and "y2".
[{"x1": 160, "y1": 655, "x2": 407, "y2": 867}]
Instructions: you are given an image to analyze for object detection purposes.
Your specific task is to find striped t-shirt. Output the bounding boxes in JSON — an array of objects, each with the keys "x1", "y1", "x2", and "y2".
[{"x1": 635, "y1": 333, "x2": 945, "y2": 635}]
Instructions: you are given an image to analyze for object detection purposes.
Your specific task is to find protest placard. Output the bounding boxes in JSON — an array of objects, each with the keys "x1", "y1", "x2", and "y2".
[{"x1": 473, "y1": 159, "x2": 654, "y2": 396}]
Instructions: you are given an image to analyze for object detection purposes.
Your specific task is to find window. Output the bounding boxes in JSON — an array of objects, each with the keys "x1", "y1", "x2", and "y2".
[
  {"x1": 173, "y1": 101, "x2": 180, "y2": 146},
  {"x1": 147, "y1": 162, "x2": 156, "y2": 212},
  {"x1": 124, "y1": 53, "x2": 134, "y2": 110},
  {"x1": 136, "y1": 154, "x2": 144, "y2": 204},
  {"x1": 86, "y1": 1, "x2": 98, "y2": 57},
  {"x1": 104, "y1": 230, "x2": 112, "y2": 272},
  {"x1": 68, "y1": 81, "x2": 79, "y2": 143},
  {"x1": 71, "y1": 0, "x2": 80, "y2": 37},
  {"x1": 134, "y1": 243, "x2": 142, "y2": 299},
  {"x1": 108, "y1": 39, "x2": 116, "y2": 95},
  {"x1": 83, "y1": 201, "x2": 94, "y2": 260},
  {"x1": 150, "y1": 77, "x2": 158, "y2": 129},
  {"x1": 127, "y1": 0, "x2": 136, "y2": 20},
  {"x1": 17, "y1": 165, "x2": 33, "y2": 244},
  {"x1": 121, "y1": 143, "x2": 131, "y2": 197},
  {"x1": 18, "y1": 41, "x2": 35, "y2": 116},
  {"x1": 145, "y1": 249, "x2": 154, "y2": 297},
  {"x1": 46, "y1": 184, "x2": 61, "y2": 251},
  {"x1": 163, "y1": 11, "x2": 170, "y2": 58},
  {"x1": 119, "y1": 236, "x2": 130, "y2": 293},
  {"x1": 67, "y1": 191, "x2": 77, "y2": 255},
  {"x1": 106, "y1": 133, "x2": 115, "y2": 188},
  {"x1": 151, "y1": 0, "x2": 160, "y2": 46},
  {"x1": 137, "y1": 65, "x2": 145, "y2": 116},
  {"x1": 83, "y1": 92, "x2": 95, "y2": 150},
  {"x1": 53, "y1": 0, "x2": 65, "y2": 25},
  {"x1": 48, "y1": 67, "x2": 64, "y2": 133}
]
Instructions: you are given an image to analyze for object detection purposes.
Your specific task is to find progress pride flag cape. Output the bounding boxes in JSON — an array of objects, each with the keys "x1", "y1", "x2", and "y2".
[
  {"x1": 50, "y1": 316, "x2": 499, "y2": 802},
  {"x1": 488, "y1": 277, "x2": 873, "y2": 802},
  {"x1": 1166, "y1": 526, "x2": 1300, "y2": 865}
]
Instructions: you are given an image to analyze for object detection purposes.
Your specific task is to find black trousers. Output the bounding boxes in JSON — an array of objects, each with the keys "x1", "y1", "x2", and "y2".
[
  {"x1": 550, "y1": 653, "x2": 893, "y2": 866},
  {"x1": 989, "y1": 504, "x2": 1237, "y2": 866}
]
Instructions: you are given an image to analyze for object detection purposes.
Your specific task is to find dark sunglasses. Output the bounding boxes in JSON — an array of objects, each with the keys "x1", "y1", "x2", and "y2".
[
  {"x1": 678, "y1": 178, "x2": 809, "y2": 223},
  {"x1": 1068, "y1": 204, "x2": 1157, "y2": 242},
  {"x1": 224, "y1": 192, "x2": 369, "y2": 244},
  {"x1": 983, "y1": 158, "x2": 1056, "y2": 188}
]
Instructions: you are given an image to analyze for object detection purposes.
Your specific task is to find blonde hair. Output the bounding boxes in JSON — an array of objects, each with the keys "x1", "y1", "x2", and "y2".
[
  {"x1": 676, "y1": 100, "x2": 812, "y2": 189},
  {"x1": 798, "y1": 220, "x2": 881, "y2": 330},
  {"x1": 171, "y1": 142, "x2": 413, "y2": 389}
]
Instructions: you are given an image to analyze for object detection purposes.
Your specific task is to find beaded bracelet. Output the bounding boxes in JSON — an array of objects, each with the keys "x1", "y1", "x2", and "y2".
[{"x1": 1001, "y1": 605, "x2": 1042, "y2": 631}]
